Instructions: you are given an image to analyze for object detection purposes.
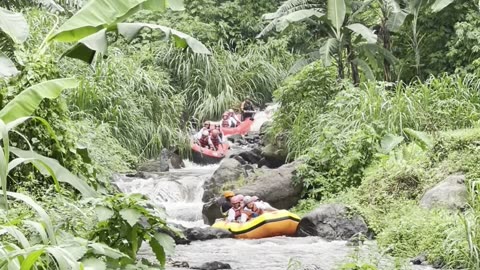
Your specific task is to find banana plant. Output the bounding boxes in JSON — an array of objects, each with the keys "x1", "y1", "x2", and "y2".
[
  {"x1": 259, "y1": 0, "x2": 378, "y2": 84},
  {"x1": 0, "y1": 78, "x2": 98, "y2": 210},
  {"x1": 48, "y1": 0, "x2": 211, "y2": 64},
  {"x1": 0, "y1": 7, "x2": 28, "y2": 77}
]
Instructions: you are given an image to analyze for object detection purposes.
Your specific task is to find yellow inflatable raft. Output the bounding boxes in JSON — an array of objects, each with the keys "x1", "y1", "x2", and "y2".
[{"x1": 212, "y1": 210, "x2": 300, "y2": 239}]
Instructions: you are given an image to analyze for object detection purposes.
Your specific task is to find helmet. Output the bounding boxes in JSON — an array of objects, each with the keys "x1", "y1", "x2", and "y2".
[
  {"x1": 202, "y1": 130, "x2": 209, "y2": 136},
  {"x1": 243, "y1": 195, "x2": 258, "y2": 205},
  {"x1": 212, "y1": 129, "x2": 219, "y2": 135},
  {"x1": 203, "y1": 121, "x2": 210, "y2": 126},
  {"x1": 223, "y1": 191, "x2": 235, "y2": 198},
  {"x1": 230, "y1": 195, "x2": 243, "y2": 204},
  {"x1": 228, "y1": 109, "x2": 234, "y2": 113},
  {"x1": 222, "y1": 113, "x2": 228, "y2": 116}
]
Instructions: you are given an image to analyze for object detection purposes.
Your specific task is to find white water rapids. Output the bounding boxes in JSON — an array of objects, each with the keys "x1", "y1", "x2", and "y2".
[{"x1": 114, "y1": 161, "x2": 435, "y2": 270}]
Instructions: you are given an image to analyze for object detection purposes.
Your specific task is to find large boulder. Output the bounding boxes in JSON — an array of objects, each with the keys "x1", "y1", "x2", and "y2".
[
  {"x1": 202, "y1": 161, "x2": 303, "y2": 225},
  {"x1": 191, "y1": 261, "x2": 231, "y2": 270},
  {"x1": 420, "y1": 174, "x2": 467, "y2": 210},
  {"x1": 169, "y1": 150, "x2": 185, "y2": 169},
  {"x1": 184, "y1": 227, "x2": 233, "y2": 241},
  {"x1": 296, "y1": 204, "x2": 369, "y2": 240},
  {"x1": 228, "y1": 148, "x2": 262, "y2": 165},
  {"x1": 235, "y1": 161, "x2": 302, "y2": 210},
  {"x1": 137, "y1": 148, "x2": 170, "y2": 172},
  {"x1": 259, "y1": 143, "x2": 288, "y2": 168},
  {"x1": 202, "y1": 158, "x2": 246, "y2": 202}
]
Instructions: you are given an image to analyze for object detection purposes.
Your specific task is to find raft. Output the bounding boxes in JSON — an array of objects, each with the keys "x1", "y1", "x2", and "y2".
[
  {"x1": 222, "y1": 114, "x2": 254, "y2": 136},
  {"x1": 191, "y1": 143, "x2": 230, "y2": 165},
  {"x1": 212, "y1": 210, "x2": 300, "y2": 239}
]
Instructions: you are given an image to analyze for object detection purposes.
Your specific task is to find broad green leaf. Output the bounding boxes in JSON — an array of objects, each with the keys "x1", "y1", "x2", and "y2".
[
  {"x1": 7, "y1": 192, "x2": 56, "y2": 245},
  {"x1": 49, "y1": 0, "x2": 181, "y2": 42},
  {"x1": 10, "y1": 148, "x2": 98, "y2": 198},
  {"x1": 23, "y1": 220, "x2": 48, "y2": 244},
  {"x1": 117, "y1": 23, "x2": 210, "y2": 54},
  {"x1": 0, "y1": 79, "x2": 78, "y2": 125},
  {"x1": 386, "y1": 10, "x2": 408, "y2": 32},
  {"x1": 82, "y1": 258, "x2": 106, "y2": 270},
  {"x1": 89, "y1": 243, "x2": 127, "y2": 259},
  {"x1": 153, "y1": 232, "x2": 174, "y2": 256},
  {"x1": 62, "y1": 245, "x2": 87, "y2": 261},
  {"x1": 319, "y1": 38, "x2": 338, "y2": 67},
  {"x1": 0, "y1": 8, "x2": 29, "y2": 43},
  {"x1": 351, "y1": 58, "x2": 375, "y2": 81},
  {"x1": 61, "y1": 29, "x2": 108, "y2": 63},
  {"x1": 148, "y1": 238, "x2": 166, "y2": 267},
  {"x1": 327, "y1": 0, "x2": 346, "y2": 37},
  {"x1": 0, "y1": 226, "x2": 30, "y2": 248},
  {"x1": 380, "y1": 133, "x2": 404, "y2": 153},
  {"x1": 94, "y1": 206, "x2": 114, "y2": 221},
  {"x1": 346, "y1": 23, "x2": 377, "y2": 43},
  {"x1": 0, "y1": 53, "x2": 20, "y2": 78},
  {"x1": 8, "y1": 158, "x2": 36, "y2": 174},
  {"x1": 62, "y1": 23, "x2": 210, "y2": 64},
  {"x1": 431, "y1": 0, "x2": 454, "y2": 12},
  {"x1": 385, "y1": 0, "x2": 401, "y2": 12},
  {"x1": 274, "y1": 10, "x2": 324, "y2": 32},
  {"x1": 20, "y1": 249, "x2": 45, "y2": 270},
  {"x1": 119, "y1": 208, "x2": 142, "y2": 227},
  {"x1": 45, "y1": 247, "x2": 77, "y2": 269},
  {"x1": 404, "y1": 128, "x2": 433, "y2": 149}
]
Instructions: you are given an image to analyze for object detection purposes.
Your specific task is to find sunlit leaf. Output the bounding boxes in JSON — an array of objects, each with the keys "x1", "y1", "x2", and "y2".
[
  {"x1": 94, "y1": 206, "x2": 114, "y2": 221},
  {"x1": 327, "y1": 0, "x2": 346, "y2": 38},
  {"x1": 346, "y1": 23, "x2": 377, "y2": 43},
  {"x1": 431, "y1": 0, "x2": 454, "y2": 12},
  {"x1": 0, "y1": 53, "x2": 20, "y2": 78},
  {"x1": 119, "y1": 208, "x2": 142, "y2": 227},
  {"x1": 0, "y1": 7, "x2": 29, "y2": 43}
]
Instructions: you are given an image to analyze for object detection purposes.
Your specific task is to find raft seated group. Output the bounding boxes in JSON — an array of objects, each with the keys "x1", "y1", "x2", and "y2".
[
  {"x1": 191, "y1": 97, "x2": 256, "y2": 164},
  {"x1": 212, "y1": 191, "x2": 300, "y2": 239}
]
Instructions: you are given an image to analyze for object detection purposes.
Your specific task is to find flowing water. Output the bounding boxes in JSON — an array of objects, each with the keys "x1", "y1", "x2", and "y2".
[{"x1": 114, "y1": 161, "x2": 436, "y2": 270}]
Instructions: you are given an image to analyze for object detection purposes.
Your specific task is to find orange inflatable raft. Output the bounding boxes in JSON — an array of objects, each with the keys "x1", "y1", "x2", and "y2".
[
  {"x1": 191, "y1": 143, "x2": 229, "y2": 165},
  {"x1": 211, "y1": 210, "x2": 300, "y2": 239}
]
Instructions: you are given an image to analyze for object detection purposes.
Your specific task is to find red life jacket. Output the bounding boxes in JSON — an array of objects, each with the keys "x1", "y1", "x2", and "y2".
[
  {"x1": 234, "y1": 208, "x2": 243, "y2": 220},
  {"x1": 210, "y1": 135, "x2": 221, "y2": 147},
  {"x1": 222, "y1": 119, "x2": 230, "y2": 128},
  {"x1": 198, "y1": 136, "x2": 209, "y2": 147}
]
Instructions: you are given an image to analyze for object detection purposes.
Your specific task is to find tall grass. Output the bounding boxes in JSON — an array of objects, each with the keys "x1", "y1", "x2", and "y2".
[
  {"x1": 64, "y1": 49, "x2": 189, "y2": 159},
  {"x1": 158, "y1": 41, "x2": 292, "y2": 122}
]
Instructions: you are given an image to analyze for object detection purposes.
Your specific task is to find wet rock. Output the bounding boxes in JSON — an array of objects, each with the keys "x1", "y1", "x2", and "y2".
[
  {"x1": 158, "y1": 223, "x2": 190, "y2": 245},
  {"x1": 191, "y1": 261, "x2": 231, "y2": 270},
  {"x1": 259, "y1": 143, "x2": 287, "y2": 168},
  {"x1": 259, "y1": 120, "x2": 272, "y2": 136},
  {"x1": 227, "y1": 134, "x2": 245, "y2": 145},
  {"x1": 420, "y1": 174, "x2": 467, "y2": 211},
  {"x1": 202, "y1": 198, "x2": 224, "y2": 225},
  {"x1": 202, "y1": 160, "x2": 302, "y2": 225},
  {"x1": 171, "y1": 260, "x2": 189, "y2": 268},
  {"x1": 184, "y1": 227, "x2": 233, "y2": 241},
  {"x1": 296, "y1": 204, "x2": 369, "y2": 240},
  {"x1": 202, "y1": 158, "x2": 246, "y2": 202},
  {"x1": 410, "y1": 253, "x2": 427, "y2": 265},
  {"x1": 136, "y1": 148, "x2": 170, "y2": 172},
  {"x1": 169, "y1": 150, "x2": 185, "y2": 169}
]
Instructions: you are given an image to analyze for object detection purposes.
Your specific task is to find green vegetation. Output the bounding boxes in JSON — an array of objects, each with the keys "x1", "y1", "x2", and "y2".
[{"x1": 2, "y1": 0, "x2": 480, "y2": 268}]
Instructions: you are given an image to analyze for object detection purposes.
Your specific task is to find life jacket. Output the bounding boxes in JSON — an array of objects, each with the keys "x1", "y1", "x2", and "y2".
[
  {"x1": 198, "y1": 136, "x2": 209, "y2": 148},
  {"x1": 245, "y1": 204, "x2": 263, "y2": 219},
  {"x1": 222, "y1": 119, "x2": 230, "y2": 128},
  {"x1": 234, "y1": 207, "x2": 243, "y2": 220},
  {"x1": 210, "y1": 135, "x2": 221, "y2": 147},
  {"x1": 243, "y1": 101, "x2": 254, "y2": 111}
]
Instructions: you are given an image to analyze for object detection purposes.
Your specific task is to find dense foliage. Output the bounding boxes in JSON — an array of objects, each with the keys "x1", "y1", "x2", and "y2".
[{"x1": 2, "y1": 0, "x2": 480, "y2": 268}]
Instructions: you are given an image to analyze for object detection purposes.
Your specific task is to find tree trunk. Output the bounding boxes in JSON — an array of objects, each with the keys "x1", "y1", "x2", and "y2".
[
  {"x1": 346, "y1": 35, "x2": 359, "y2": 86},
  {"x1": 337, "y1": 46, "x2": 344, "y2": 80},
  {"x1": 381, "y1": 18, "x2": 392, "y2": 82}
]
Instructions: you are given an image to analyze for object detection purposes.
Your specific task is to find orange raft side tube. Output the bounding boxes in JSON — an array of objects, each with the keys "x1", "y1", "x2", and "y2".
[
  {"x1": 211, "y1": 210, "x2": 300, "y2": 239},
  {"x1": 222, "y1": 115, "x2": 254, "y2": 136}
]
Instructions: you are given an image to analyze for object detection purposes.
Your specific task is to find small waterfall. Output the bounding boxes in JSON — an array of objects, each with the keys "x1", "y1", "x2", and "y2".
[{"x1": 114, "y1": 162, "x2": 218, "y2": 228}]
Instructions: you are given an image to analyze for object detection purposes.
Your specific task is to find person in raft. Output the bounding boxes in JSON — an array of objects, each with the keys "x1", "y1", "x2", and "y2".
[
  {"x1": 221, "y1": 113, "x2": 235, "y2": 128},
  {"x1": 226, "y1": 109, "x2": 241, "y2": 126},
  {"x1": 226, "y1": 194, "x2": 248, "y2": 223},
  {"x1": 243, "y1": 195, "x2": 278, "y2": 219},
  {"x1": 210, "y1": 129, "x2": 223, "y2": 151},
  {"x1": 212, "y1": 124, "x2": 225, "y2": 142},
  {"x1": 196, "y1": 130, "x2": 214, "y2": 149},
  {"x1": 240, "y1": 96, "x2": 255, "y2": 121},
  {"x1": 220, "y1": 191, "x2": 235, "y2": 216},
  {"x1": 195, "y1": 121, "x2": 211, "y2": 140}
]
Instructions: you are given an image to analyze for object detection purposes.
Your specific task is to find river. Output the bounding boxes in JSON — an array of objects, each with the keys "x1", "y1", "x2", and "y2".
[{"x1": 114, "y1": 162, "x2": 435, "y2": 270}]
